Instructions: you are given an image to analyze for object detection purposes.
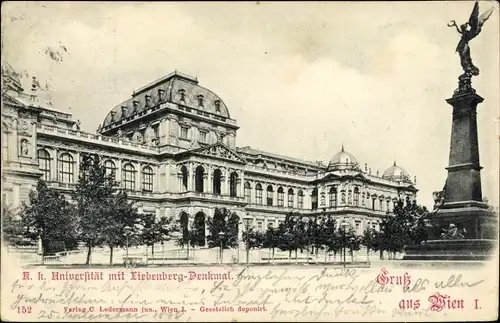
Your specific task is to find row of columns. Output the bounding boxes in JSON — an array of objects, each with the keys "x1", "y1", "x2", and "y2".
[
  {"x1": 244, "y1": 182, "x2": 400, "y2": 212},
  {"x1": 177, "y1": 164, "x2": 244, "y2": 195},
  {"x1": 246, "y1": 185, "x2": 306, "y2": 208}
]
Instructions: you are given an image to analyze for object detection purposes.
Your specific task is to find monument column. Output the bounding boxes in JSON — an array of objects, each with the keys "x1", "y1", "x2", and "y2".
[
  {"x1": 433, "y1": 90, "x2": 494, "y2": 240},
  {"x1": 443, "y1": 93, "x2": 484, "y2": 205}
]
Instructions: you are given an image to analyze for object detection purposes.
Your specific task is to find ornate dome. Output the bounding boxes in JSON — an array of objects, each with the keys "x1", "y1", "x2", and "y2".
[
  {"x1": 327, "y1": 146, "x2": 360, "y2": 171},
  {"x1": 382, "y1": 162, "x2": 411, "y2": 182},
  {"x1": 101, "y1": 71, "x2": 230, "y2": 131}
]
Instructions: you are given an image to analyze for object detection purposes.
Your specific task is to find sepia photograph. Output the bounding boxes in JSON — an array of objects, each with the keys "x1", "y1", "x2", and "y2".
[{"x1": 1, "y1": 1, "x2": 499, "y2": 322}]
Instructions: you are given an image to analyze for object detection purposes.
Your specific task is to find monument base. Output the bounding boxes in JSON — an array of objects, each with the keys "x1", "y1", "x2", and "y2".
[
  {"x1": 426, "y1": 201, "x2": 497, "y2": 240},
  {"x1": 403, "y1": 239, "x2": 496, "y2": 261},
  {"x1": 403, "y1": 202, "x2": 497, "y2": 261}
]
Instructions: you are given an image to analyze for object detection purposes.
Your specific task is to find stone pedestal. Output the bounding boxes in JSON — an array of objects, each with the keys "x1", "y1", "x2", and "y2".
[
  {"x1": 403, "y1": 239, "x2": 496, "y2": 261},
  {"x1": 429, "y1": 202, "x2": 497, "y2": 240}
]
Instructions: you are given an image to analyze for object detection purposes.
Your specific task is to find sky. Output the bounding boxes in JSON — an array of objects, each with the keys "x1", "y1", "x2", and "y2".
[{"x1": 2, "y1": 1, "x2": 499, "y2": 209}]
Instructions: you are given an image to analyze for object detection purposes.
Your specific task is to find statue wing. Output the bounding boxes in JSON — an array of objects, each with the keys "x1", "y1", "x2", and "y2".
[
  {"x1": 478, "y1": 7, "x2": 494, "y2": 27},
  {"x1": 468, "y1": 1, "x2": 480, "y2": 28},
  {"x1": 468, "y1": 2, "x2": 493, "y2": 37}
]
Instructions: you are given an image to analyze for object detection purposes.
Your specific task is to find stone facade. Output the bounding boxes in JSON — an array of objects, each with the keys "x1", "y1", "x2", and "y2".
[{"x1": 1, "y1": 65, "x2": 418, "y2": 241}]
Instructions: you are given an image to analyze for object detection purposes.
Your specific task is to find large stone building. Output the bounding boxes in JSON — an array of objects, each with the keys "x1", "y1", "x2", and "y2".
[{"x1": 1, "y1": 63, "x2": 418, "y2": 245}]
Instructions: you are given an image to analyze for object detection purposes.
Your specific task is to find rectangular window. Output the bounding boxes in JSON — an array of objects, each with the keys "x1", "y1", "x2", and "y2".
[
  {"x1": 58, "y1": 159, "x2": 74, "y2": 183},
  {"x1": 38, "y1": 154, "x2": 51, "y2": 181},
  {"x1": 180, "y1": 127, "x2": 188, "y2": 139},
  {"x1": 330, "y1": 192, "x2": 337, "y2": 208},
  {"x1": 298, "y1": 194, "x2": 304, "y2": 209},
  {"x1": 153, "y1": 125, "x2": 159, "y2": 139},
  {"x1": 266, "y1": 191, "x2": 273, "y2": 206},
  {"x1": 142, "y1": 172, "x2": 153, "y2": 192},
  {"x1": 199, "y1": 131, "x2": 207, "y2": 143},
  {"x1": 245, "y1": 187, "x2": 251, "y2": 203},
  {"x1": 256, "y1": 189, "x2": 262, "y2": 205},
  {"x1": 288, "y1": 193, "x2": 294, "y2": 208},
  {"x1": 257, "y1": 221, "x2": 263, "y2": 232},
  {"x1": 277, "y1": 191, "x2": 284, "y2": 207}
]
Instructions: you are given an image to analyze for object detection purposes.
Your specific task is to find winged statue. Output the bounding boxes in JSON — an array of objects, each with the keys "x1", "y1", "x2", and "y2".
[{"x1": 448, "y1": 2, "x2": 494, "y2": 78}]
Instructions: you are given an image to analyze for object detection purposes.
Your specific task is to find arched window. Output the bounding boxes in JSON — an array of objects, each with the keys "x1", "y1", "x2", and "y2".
[
  {"x1": 104, "y1": 160, "x2": 116, "y2": 181},
  {"x1": 297, "y1": 190, "x2": 304, "y2": 209},
  {"x1": 58, "y1": 153, "x2": 74, "y2": 183},
  {"x1": 122, "y1": 163, "x2": 136, "y2": 190},
  {"x1": 195, "y1": 166, "x2": 205, "y2": 193},
  {"x1": 329, "y1": 186, "x2": 337, "y2": 208},
  {"x1": 277, "y1": 187, "x2": 284, "y2": 207},
  {"x1": 229, "y1": 172, "x2": 238, "y2": 197},
  {"x1": 361, "y1": 193, "x2": 365, "y2": 206},
  {"x1": 354, "y1": 187, "x2": 360, "y2": 206},
  {"x1": 341, "y1": 191, "x2": 346, "y2": 204},
  {"x1": 287, "y1": 188, "x2": 294, "y2": 208},
  {"x1": 311, "y1": 187, "x2": 318, "y2": 210},
  {"x1": 244, "y1": 182, "x2": 251, "y2": 203},
  {"x1": 347, "y1": 190, "x2": 352, "y2": 205},
  {"x1": 142, "y1": 166, "x2": 153, "y2": 192},
  {"x1": 255, "y1": 183, "x2": 263, "y2": 205},
  {"x1": 380, "y1": 198, "x2": 384, "y2": 211},
  {"x1": 386, "y1": 199, "x2": 391, "y2": 212},
  {"x1": 212, "y1": 169, "x2": 221, "y2": 195},
  {"x1": 180, "y1": 166, "x2": 188, "y2": 192},
  {"x1": 266, "y1": 185, "x2": 274, "y2": 206},
  {"x1": 37, "y1": 149, "x2": 51, "y2": 181},
  {"x1": 372, "y1": 196, "x2": 376, "y2": 210}
]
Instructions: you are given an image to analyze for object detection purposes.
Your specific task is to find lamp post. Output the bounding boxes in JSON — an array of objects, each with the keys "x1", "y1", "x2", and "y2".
[
  {"x1": 124, "y1": 225, "x2": 132, "y2": 268},
  {"x1": 308, "y1": 215, "x2": 316, "y2": 264},
  {"x1": 243, "y1": 217, "x2": 252, "y2": 266},
  {"x1": 218, "y1": 231, "x2": 225, "y2": 265},
  {"x1": 349, "y1": 237, "x2": 355, "y2": 263},
  {"x1": 238, "y1": 220, "x2": 242, "y2": 264},
  {"x1": 340, "y1": 221, "x2": 349, "y2": 268}
]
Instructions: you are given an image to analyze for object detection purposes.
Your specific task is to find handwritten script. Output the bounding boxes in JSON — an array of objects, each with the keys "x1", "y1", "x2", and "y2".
[{"x1": 2, "y1": 265, "x2": 492, "y2": 321}]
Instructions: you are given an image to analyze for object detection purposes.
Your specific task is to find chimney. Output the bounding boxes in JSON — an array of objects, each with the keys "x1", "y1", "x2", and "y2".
[
  {"x1": 364, "y1": 163, "x2": 368, "y2": 172},
  {"x1": 110, "y1": 111, "x2": 116, "y2": 122},
  {"x1": 376, "y1": 170, "x2": 379, "y2": 177},
  {"x1": 414, "y1": 176, "x2": 417, "y2": 184},
  {"x1": 369, "y1": 168, "x2": 372, "y2": 175},
  {"x1": 145, "y1": 95, "x2": 151, "y2": 107},
  {"x1": 158, "y1": 89, "x2": 165, "y2": 102}
]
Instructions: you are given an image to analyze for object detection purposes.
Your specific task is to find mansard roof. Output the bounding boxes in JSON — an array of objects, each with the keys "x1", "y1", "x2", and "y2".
[
  {"x1": 101, "y1": 71, "x2": 231, "y2": 129},
  {"x1": 236, "y1": 146, "x2": 324, "y2": 170}
]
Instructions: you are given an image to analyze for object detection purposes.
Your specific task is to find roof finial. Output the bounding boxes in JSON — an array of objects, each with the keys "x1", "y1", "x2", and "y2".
[
  {"x1": 393, "y1": 159, "x2": 397, "y2": 166},
  {"x1": 341, "y1": 143, "x2": 344, "y2": 152}
]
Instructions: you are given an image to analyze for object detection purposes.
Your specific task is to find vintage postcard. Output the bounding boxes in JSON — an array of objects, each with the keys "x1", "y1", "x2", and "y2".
[{"x1": 1, "y1": 1, "x2": 499, "y2": 322}]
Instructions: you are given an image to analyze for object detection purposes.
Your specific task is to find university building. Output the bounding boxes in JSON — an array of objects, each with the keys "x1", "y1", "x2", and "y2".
[{"x1": 1, "y1": 62, "x2": 418, "y2": 245}]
